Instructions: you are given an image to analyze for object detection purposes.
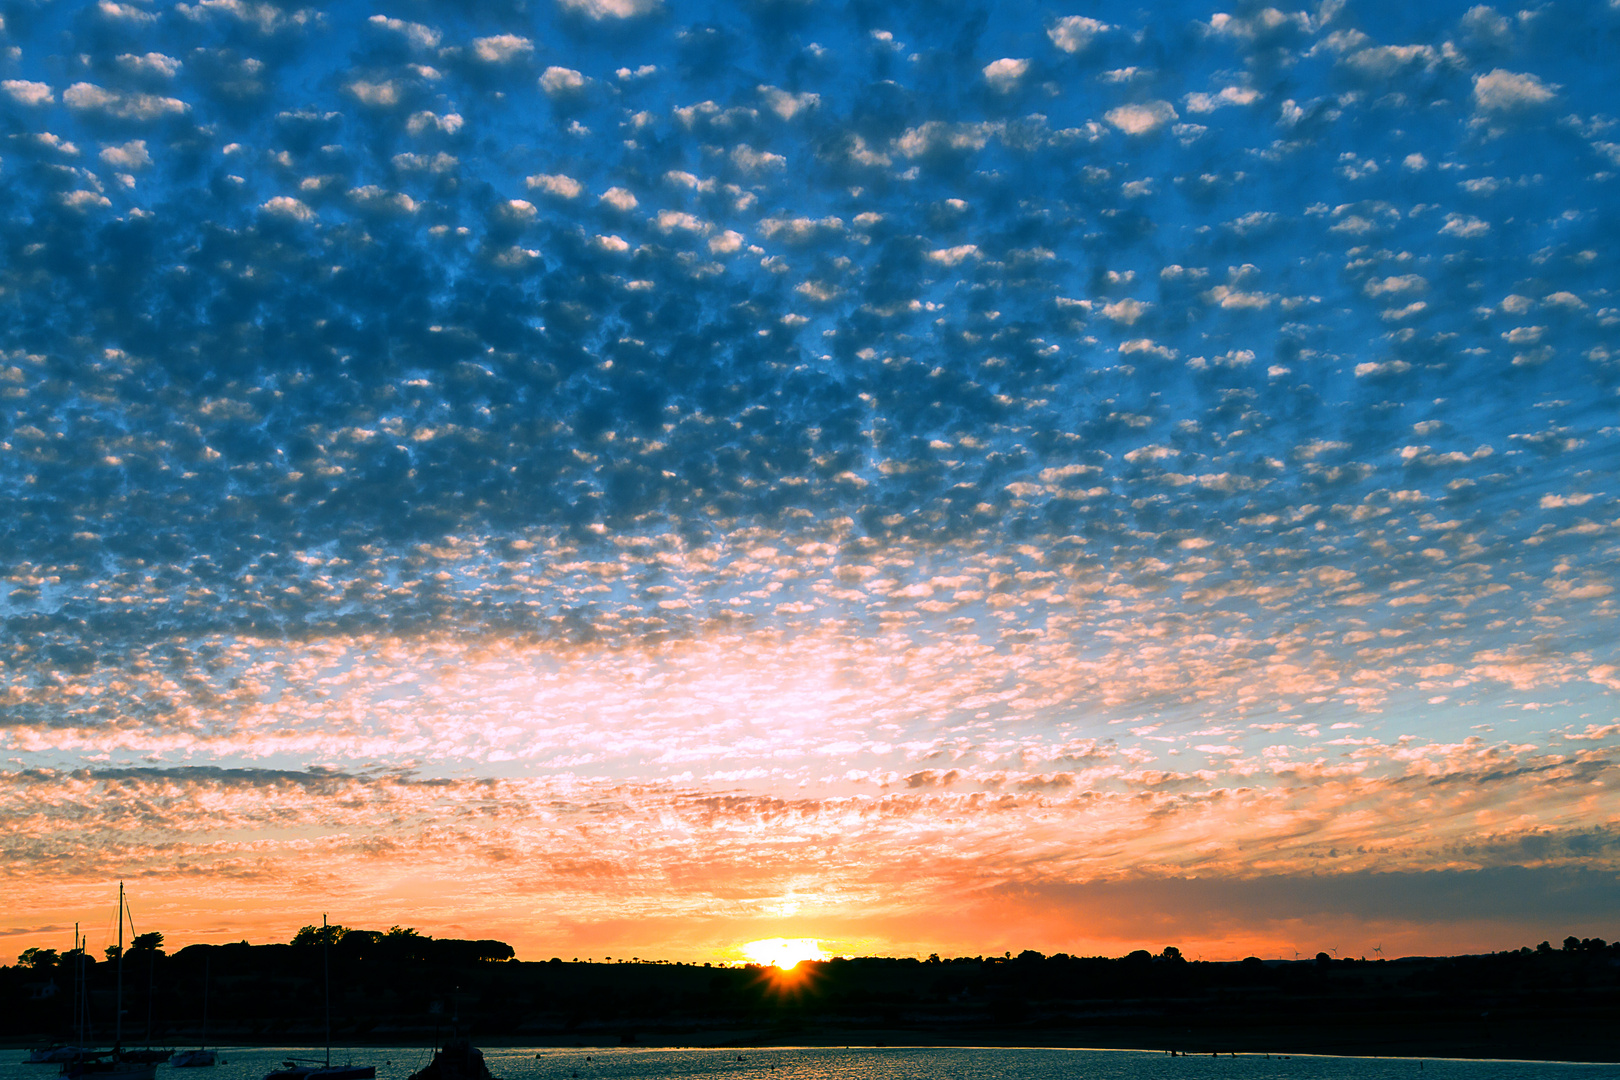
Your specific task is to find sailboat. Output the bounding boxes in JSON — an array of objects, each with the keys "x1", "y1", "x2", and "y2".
[
  {"x1": 122, "y1": 932, "x2": 173, "y2": 1066},
  {"x1": 263, "y1": 917, "x2": 375, "y2": 1080},
  {"x1": 61, "y1": 884, "x2": 157, "y2": 1080},
  {"x1": 170, "y1": 1050, "x2": 217, "y2": 1069},
  {"x1": 170, "y1": 954, "x2": 216, "y2": 1067},
  {"x1": 22, "y1": 927, "x2": 93, "y2": 1065}
]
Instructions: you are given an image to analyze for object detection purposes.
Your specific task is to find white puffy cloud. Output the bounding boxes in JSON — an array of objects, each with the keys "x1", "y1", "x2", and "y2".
[
  {"x1": 758, "y1": 85, "x2": 819, "y2": 120},
  {"x1": 1439, "y1": 214, "x2": 1490, "y2": 238},
  {"x1": 1183, "y1": 86, "x2": 1260, "y2": 113},
  {"x1": 665, "y1": 170, "x2": 714, "y2": 192},
  {"x1": 406, "y1": 111, "x2": 463, "y2": 136},
  {"x1": 496, "y1": 199, "x2": 537, "y2": 225},
  {"x1": 59, "y1": 189, "x2": 112, "y2": 211},
  {"x1": 1343, "y1": 44, "x2": 1439, "y2": 78},
  {"x1": 1364, "y1": 274, "x2": 1427, "y2": 297},
  {"x1": 1206, "y1": 8, "x2": 1313, "y2": 39},
  {"x1": 99, "y1": 141, "x2": 152, "y2": 170},
  {"x1": 1047, "y1": 15, "x2": 1110, "y2": 52},
  {"x1": 175, "y1": 0, "x2": 314, "y2": 34},
  {"x1": 1102, "y1": 298, "x2": 1150, "y2": 324},
  {"x1": 926, "y1": 245, "x2": 979, "y2": 267},
  {"x1": 1105, "y1": 101, "x2": 1177, "y2": 135},
  {"x1": 2, "y1": 80, "x2": 54, "y2": 106},
  {"x1": 116, "y1": 53, "x2": 182, "y2": 78},
  {"x1": 261, "y1": 196, "x2": 315, "y2": 221},
  {"x1": 982, "y1": 58, "x2": 1030, "y2": 93},
  {"x1": 730, "y1": 144, "x2": 786, "y2": 172},
  {"x1": 1355, "y1": 360, "x2": 1412, "y2": 377},
  {"x1": 97, "y1": 1, "x2": 156, "y2": 23},
  {"x1": 527, "y1": 173, "x2": 583, "y2": 199},
  {"x1": 654, "y1": 209, "x2": 708, "y2": 234},
  {"x1": 540, "y1": 66, "x2": 587, "y2": 95},
  {"x1": 346, "y1": 80, "x2": 402, "y2": 108},
  {"x1": 758, "y1": 216, "x2": 844, "y2": 243},
  {"x1": 895, "y1": 121, "x2": 998, "y2": 157},
  {"x1": 63, "y1": 83, "x2": 189, "y2": 120},
  {"x1": 347, "y1": 186, "x2": 418, "y2": 215},
  {"x1": 368, "y1": 16, "x2": 441, "y2": 49},
  {"x1": 474, "y1": 35, "x2": 534, "y2": 64},
  {"x1": 392, "y1": 152, "x2": 458, "y2": 174},
  {"x1": 1461, "y1": 5, "x2": 1514, "y2": 46},
  {"x1": 599, "y1": 187, "x2": 639, "y2": 211},
  {"x1": 557, "y1": 0, "x2": 661, "y2": 18},
  {"x1": 1473, "y1": 69, "x2": 1556, "y2": 111}
]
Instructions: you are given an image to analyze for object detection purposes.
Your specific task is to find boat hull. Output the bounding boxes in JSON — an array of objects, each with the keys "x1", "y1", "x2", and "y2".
[
  {"x1": 60, "y1": 1061, "x2": 157, "y2": 1080},
  {"x1": 170, "y1": 1051, "x2": 217, "y2": 1068},
  {"x1": 266, "y1": 1067, "x2": 376, "y2": 1080},
  {"x1": 116, "y1": 1052, "x2": 171, "y2": 1065}
]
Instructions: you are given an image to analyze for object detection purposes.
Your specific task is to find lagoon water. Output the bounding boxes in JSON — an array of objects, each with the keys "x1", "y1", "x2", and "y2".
[{"x1": 5, "y1": 1048, "x2": 1618, "y2": 1080}]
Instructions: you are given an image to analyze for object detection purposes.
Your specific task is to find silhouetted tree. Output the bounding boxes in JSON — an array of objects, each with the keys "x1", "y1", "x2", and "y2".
[
  {"x1": 17, "y1": 948, "x2": 58, "y2": 970},
  {"x1": 292, "y1": 923, "x2": 349, "y2": 947},
  {"x1": 129, "y1": 932, "x2": 164, "y2": 955}
]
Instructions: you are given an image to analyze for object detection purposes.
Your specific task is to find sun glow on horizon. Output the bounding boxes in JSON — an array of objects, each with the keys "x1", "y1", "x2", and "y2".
[{"x1": 741, "y1": 937, "x2": 828, "y2": 970}]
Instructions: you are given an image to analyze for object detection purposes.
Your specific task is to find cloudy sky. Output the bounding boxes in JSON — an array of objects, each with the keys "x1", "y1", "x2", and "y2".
[{"x1": 2, "y1": 0, "x2": 1618, "y2": 964}]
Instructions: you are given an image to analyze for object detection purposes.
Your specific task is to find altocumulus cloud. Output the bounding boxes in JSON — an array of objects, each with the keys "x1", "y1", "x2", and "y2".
[{"x1": 0, "y1": 0, "x2": 1617, "y2": 961}]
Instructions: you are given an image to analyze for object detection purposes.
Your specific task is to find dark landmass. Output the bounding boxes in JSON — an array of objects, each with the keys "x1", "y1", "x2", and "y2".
[{"x1": 5, "y1": 931, "x2": 1618, "y2": 1063}]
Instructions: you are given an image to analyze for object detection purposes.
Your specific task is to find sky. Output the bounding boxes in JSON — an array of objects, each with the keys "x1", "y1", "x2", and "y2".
[{"x1": 1, "y1": 0, "x2": 1618, "y2": 966}]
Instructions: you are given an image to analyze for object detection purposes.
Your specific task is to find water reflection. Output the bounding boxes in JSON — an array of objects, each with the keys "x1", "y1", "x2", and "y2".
[{"x1": 7, "y1": 1047, "x2": 1616, "y2": 1080}]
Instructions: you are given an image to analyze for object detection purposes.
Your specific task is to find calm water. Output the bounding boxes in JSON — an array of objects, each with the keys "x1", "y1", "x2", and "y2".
[{"x1": 5, "y1": 1047, "x2": 1618, "y2": 1080}]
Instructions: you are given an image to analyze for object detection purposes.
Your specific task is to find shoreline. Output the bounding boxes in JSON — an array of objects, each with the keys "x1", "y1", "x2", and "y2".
[{"x1": 6, "y1": 1029, "x2": 1616, "y2": 1065}]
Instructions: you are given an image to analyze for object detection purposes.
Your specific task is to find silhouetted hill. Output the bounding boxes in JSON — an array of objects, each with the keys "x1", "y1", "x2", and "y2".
[{"x1": 5, "y1": 935, "x2": 1618, "y2": 1062}]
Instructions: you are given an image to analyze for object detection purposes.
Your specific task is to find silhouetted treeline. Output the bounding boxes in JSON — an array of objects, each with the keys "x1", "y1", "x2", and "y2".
[
  {"x1": 2, "y1": 926, "x2": 513, "y2": 1047},
  {"x1": 5, "y1": 933, "x2": 1619, "y2": 1061}
]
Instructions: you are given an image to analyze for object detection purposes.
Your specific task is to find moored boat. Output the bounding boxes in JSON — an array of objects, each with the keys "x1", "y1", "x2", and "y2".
[
  {"x1": 61, "y1": 885, "x2": 156, "y2": 1080},
  {"x1": 261, "y1": 916, "x2": 374, "y2": 1080},
  {"x1": 24, "y1": 1048, "x2": 93, "y2": 1065},
  {"x1": 407, "y1": 1039, "x2": 495, "y2": 1080},
  {"x1": 265, "y1": 1064, "x2": 374, "y2": 1080},
  {"x1": 171, "y1": 952, "x2": 217, "y2": 1067},
  {"x1": 170, "y1": 1051, "x2": 217, "y2": 1069},
  {"x1": 60, "y1": 1054, "x2": 156, "y2": 1080},
  {"x1": 115, "y1": 1051, "x2": 170, "y2": 1065}
]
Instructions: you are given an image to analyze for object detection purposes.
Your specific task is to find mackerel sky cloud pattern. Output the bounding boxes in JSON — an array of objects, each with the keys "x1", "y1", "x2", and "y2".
[{"x1": 1, "y1": 0, "x2": 1618, "y2": 961}]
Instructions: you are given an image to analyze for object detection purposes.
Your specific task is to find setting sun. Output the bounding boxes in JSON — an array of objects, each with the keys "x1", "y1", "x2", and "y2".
[{"x1": 741, "y1": 937, "x2": 828, "y2": 970}]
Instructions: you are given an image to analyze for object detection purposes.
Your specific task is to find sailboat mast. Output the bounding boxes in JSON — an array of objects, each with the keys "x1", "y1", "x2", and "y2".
[
  {"x1": 115, "y1": 881, "x2": 125, "y2": 1050},
  {"x1": 201, "y1": 954, "x2": 210, "y2": 1051},
  {"x1": 79, "y1": 926, "x2": 89, "y2": 1048},
  {"x1": 72, "y1": 923, "x2": 81, "y2": 1047},
  {"x1": 323, "y1": 914, "x2": 331, "y2": 1069},
  {"x1": 145, "y1": 946, "x2": 154, "y2": 1046}
]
